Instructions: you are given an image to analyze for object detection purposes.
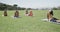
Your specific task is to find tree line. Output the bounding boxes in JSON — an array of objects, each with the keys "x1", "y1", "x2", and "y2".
[
  {"x1": 0, "y1": 3, "x2": 32, "y2": 10},
  {"x1": 52, "y1": 7, "x2": 60, "y2": 10},
  {"x1": 0, "y1": 3, "x2": 60, "y2": 10}
]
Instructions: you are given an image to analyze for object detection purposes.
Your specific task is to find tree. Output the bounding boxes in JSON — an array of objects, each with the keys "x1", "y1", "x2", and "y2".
[
  {"x1": 27, "y1": 8, "x2": 32, "y2": 10},
  {"x1": 0, "y1": 3, "x2": 27, "y2": 10},
  {"x1": 13, "y1": 4, "x2": 18, "y2": 10},
  {"x1": 52, "y1": 7, "x2": 58, "y2": 10},
  {"x1": 57, "y1": 6, "x2": 60, "y2": 10},
  {"x1": 0, "y1": 3, "x2": 7, "y2": 10}
]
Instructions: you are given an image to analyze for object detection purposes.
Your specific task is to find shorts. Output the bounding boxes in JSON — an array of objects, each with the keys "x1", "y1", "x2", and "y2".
[{"x1": 50, "y1": 17, "x2": 58, "y2": 22}]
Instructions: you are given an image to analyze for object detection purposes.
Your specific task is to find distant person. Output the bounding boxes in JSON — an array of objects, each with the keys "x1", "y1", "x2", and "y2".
[
  {"x1": 28, "y1": 10, "x2": 33, "y2": 16},
  {"x1": 14, "y1": 10, "x2": 19, "y2": 18},
  {"x1": 25, "y1": 9, "x2": 29, "y2": 16},
  {"x1": 4, "y1": 9, "x2": 7, "y2": 16}
]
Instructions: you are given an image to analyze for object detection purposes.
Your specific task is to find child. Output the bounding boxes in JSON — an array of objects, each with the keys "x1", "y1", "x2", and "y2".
[
  {"x1": 25, "y1": 9, "x2": 29, "y2": 16},
  {"x1": 14, "y1": 10, "x2": 19, "y2": 18},
  {"x1": 29, "y1": 10, "x2": 33, "y2": 16},
  {"x1": 4, "y1": 9, "x2": 7, "y2": 16}
]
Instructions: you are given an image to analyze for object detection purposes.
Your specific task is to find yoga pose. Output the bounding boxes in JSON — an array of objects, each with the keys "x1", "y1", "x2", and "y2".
[
  {"x1": 29, "y1": 10, "x2": 33, "y2": 16},
  {"x1": 47, "y1": 10, "x2": 60, "y2": 23},
  {"x1": 25, "y1": 9, "x2": 29, "y2": 16},
  {"x1": 47, "y1": 10, "x2": 53, "y2": 21},
  {"x1": 4, "y1": 9, "x2": 7, "y2": 16},
  {"x1": 14, "y1": 10, "x2": 19, "y2": 17}
]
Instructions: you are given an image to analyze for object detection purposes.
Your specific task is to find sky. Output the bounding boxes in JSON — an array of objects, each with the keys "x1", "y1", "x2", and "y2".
[{"x1": 0, "y1": 0, "x2": 60, "y2": 8}]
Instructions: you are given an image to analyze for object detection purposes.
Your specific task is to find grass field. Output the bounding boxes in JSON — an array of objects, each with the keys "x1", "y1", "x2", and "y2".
[{"x1": 0, "y1": 10, "x2": 60, "y2": 32}]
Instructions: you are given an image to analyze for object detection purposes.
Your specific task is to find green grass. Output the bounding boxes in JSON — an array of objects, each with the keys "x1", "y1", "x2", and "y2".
[{"x1": 0, "y1": 10, "x2": 60, "y2": 32}]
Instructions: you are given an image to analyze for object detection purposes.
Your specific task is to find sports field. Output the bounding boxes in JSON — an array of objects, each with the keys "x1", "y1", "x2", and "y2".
[{"x1": 0, "y1": 10, "x2": 60, "y2": 32}]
